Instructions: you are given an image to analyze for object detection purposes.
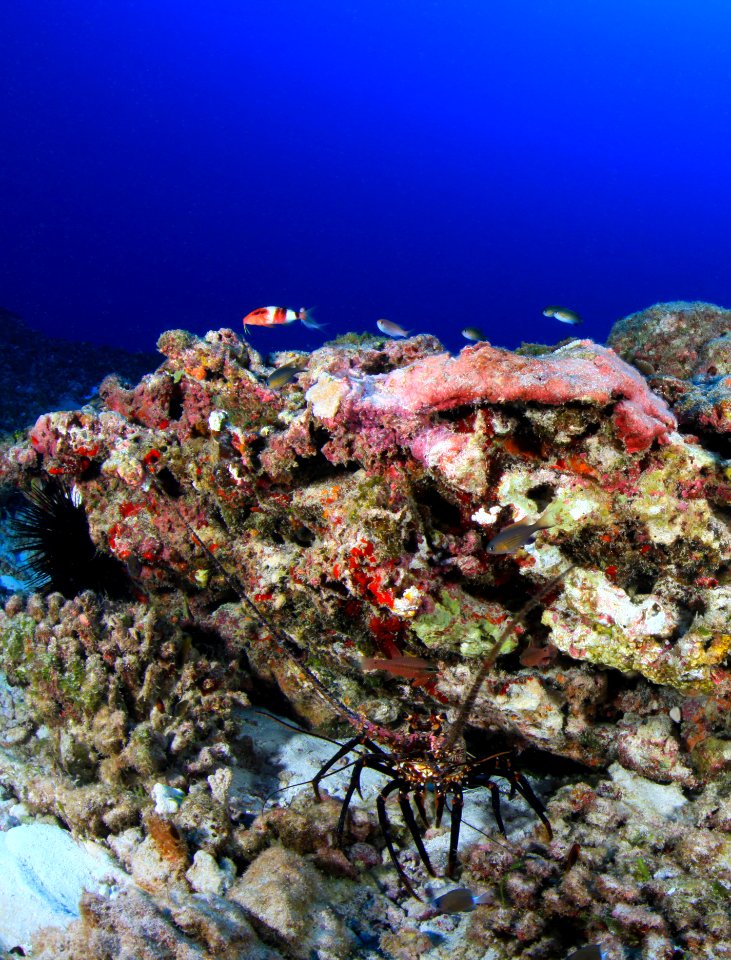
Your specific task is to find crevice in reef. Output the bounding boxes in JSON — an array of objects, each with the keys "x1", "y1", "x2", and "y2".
[
  {"x1": 690, "y1": 428, "x2": 731, "y2": 459},
  {"x1": 246, "y1": 435, "x2": 267, "y2": 472},
  {"x1": 200, "y1": 587, "x2": 242, "y2": 615},
  {"x1": 292, "y1": 451, "x2": 357, "y2": 484},
  {"x1": 464, "y1": 725, "x2": 596, "y2": 779},
  {"x1": 156, "y1": 467, "x2": 183, "y2": 498},
  {"x1": 289, "y1": 426, "x2": 361, "y2": 483},
  {"x1": 168, "y1": 380, "x2": 185, "y2": 421},
  {"x1": 498, "y1": 410, "x2": 546, "y2": 458},
  {"x1": 183, "y1": 622, "x2": 229, "y2": 658},
  {"x1": 414, "y1": 481, "x2": 465, "y2": 534},
  {"x1": 245, "y1": 672, "x2": 319, "y2": 730},
  {"x1": 525, "y1": 481, "x2": 557, "y2": 511},
  {"x1": 286, "y1": 521, "x2": 317, "y2": 547},
  {"x1": 433, "y1": 404, "x2": 480, "y2": 426}
]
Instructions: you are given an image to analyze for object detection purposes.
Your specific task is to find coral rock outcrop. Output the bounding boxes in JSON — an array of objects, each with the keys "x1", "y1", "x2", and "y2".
[
  {"x1": 0, "y1": 320, "x2": 730, "y2": 958},
  {"x1": 608, "y1": 300, "x2": 731, "y2": 450}
]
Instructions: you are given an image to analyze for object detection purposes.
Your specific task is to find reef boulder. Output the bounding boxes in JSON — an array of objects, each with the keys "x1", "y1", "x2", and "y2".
[
  {"x1": 0, "y1": 326, "x2": 728, "y2": 771},
  {"x1": 608, "y1": 300, "x2": 731, "y2": 449}
]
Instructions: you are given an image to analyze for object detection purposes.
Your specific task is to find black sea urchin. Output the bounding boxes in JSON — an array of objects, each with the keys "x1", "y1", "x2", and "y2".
[{"x1": 12, "y1": 480, "x2": 129, "y2": 597}]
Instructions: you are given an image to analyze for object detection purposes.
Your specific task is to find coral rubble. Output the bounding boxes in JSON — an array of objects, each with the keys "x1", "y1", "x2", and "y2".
[{"x1": 0, "y1": 318, "x2": 729, "y2": 958}]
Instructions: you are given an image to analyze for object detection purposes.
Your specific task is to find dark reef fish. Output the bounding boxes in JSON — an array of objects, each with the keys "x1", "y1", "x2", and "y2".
[
  {"x1": 486, "y1": 512, "x2": 554, "y2": 554},
  {"x1": 431, "y1": 886, "x2": 491, "y2": 913},
  {"x1": 461, "y1": 326, "x2": 488, "y2": 342},
  {"x1": 266, "y1": 360, "x2": 307, "y2": 389},
  {"x1": 519, "y1": 642, "x2": 557, "y2": 667}
]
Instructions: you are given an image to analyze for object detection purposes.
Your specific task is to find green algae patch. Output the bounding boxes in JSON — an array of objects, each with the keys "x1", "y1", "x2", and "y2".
[
  {"x1": 411, "y1": 586, "x2": 518, "y2": 659},
  {"x1": 0, "y1": 613, "x2": 36, "y2": 685},
  {"x1": 494, "y1": 465, "x2": 611, "y2": 538},
  {"x1": 544, "y1": 570, "x2": 731, "y2": 692},
  {"x1": 0, "y1": 612, "x2": 107, "y2": 724},
  {"x1": 344, "y1": 473, "x2": 405, "y2": 550},
  {"x1": 630, "y1": 858, "x2": 652, "y2": 883},
  {"x1": 634, "y1": 456, "x2": 713, "y2": 547},
  {"x1": 691, "y1": 737, "x2": 731, "y2": 777},
  {"x1": 326, "y1": 331, "x2": 383, "y2": 347}
]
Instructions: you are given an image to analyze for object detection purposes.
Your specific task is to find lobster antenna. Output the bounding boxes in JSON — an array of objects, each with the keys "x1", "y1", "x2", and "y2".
[
  {"x1": 260, "y1": 753, "x2": 366, "y2": 815},
  {"x1": 441, "y1": 563, "x2": 575, "y2": 754},
  {"x1": 251, "y1": 708, "x2": 343, "y2": 745},
  {"x1": 144, "y1": 472, "x2": 363, "y2": 727}
]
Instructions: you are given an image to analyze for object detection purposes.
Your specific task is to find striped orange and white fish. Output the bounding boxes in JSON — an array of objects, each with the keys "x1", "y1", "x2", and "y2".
[{"x1": 242, "y1": 306, "x2": 322, "y2": 331}]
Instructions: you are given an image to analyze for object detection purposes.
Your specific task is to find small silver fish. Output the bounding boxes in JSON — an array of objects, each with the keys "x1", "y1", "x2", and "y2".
[
  {"x1": 266, "y1": 362, "x2": 307, "y2": 389},
  {"x1": 462, "y1": 326, "x2": 488, "y2": 342},
  {"x1": 486, "y1": 513, "x2": 553, "y2": 554},
  {"x1": 377, "y1": 318, "x2": 410, "y2": 338},
  {"x1": 566, "y1": 946, "x2": 602, "y2": 960},
  {"x1": 543, "y1": 305, "x2": 582, "y2": 325},
  {"x1": 431, "y1": 886, "x2": 491, "y2": 914}
]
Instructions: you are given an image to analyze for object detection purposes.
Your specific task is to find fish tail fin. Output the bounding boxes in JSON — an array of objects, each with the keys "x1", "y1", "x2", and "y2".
[
  {"x1": 300, "y1": 307, "x2": 325, "y2": 330},
  {"x1": 536, "y1": 510, "x2": 555, "y2": 530}
]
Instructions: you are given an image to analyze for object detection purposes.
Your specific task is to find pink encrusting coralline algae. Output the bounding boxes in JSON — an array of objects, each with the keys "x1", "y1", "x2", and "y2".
[{"x1": 308, "y1": 339, "x2": 677, "y2": 454}]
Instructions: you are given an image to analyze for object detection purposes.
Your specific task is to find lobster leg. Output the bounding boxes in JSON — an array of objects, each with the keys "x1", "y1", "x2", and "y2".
[
  {"x1": 447, "y1": 785, "x2": 464, "y2": 879},
  {"x1": 312, "y1": 733, "x2": 388, "y2": 801},
  {"x1": 335, "y1": 754, "x2": 399, "y2": 841},
  {"x1": 488, "y1": 779, "x2": 506, "y2": 835},
  {"x1": 413, "y1": 788, "x2": 430, "y2": 828},
  {"x1": 468, "y1": 772, "x2": 508, "y2": 835},
  {"x1": 312, "y1": 737, "x2": 364, "y2": 801},
  {"x1": 398, "y1": 790, "x2": 435, "y2": 876},
  {"x1": 377, "y1": 779, "x2": 421, "y2": 900},
  {"x1": 434, "y1": 790, "x2": 446, "y2": 827},
  {"x1": 335, "y1": 756, "x2": 365, "y2": 842},
  {"x1": 511, "y1": 772, "x2": 553, "y2": 841}
]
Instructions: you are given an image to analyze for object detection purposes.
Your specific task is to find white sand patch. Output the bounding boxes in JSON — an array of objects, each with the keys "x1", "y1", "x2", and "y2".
[{"x1": 0, "y1": 822, "x2": 126, "y2": 952}]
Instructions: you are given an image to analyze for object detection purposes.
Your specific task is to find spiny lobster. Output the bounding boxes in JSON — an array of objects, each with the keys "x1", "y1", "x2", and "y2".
[{"x1": 147, "y1": 469, "x2": 568, "y2": 899}]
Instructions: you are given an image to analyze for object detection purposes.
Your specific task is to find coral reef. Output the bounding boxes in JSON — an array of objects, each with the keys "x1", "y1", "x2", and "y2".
[
  {"x1": 0, "y1": 320, "x2": 729, "y2": 957},
  {"x1": 608, "y1": 301, "x2": 731, "y2": 453}
]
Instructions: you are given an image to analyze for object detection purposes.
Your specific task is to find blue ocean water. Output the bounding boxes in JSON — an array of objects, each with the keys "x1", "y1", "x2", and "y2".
[{"x1": 2, "y1": 1, "x2": 730, "y2": 357}]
